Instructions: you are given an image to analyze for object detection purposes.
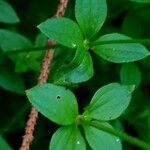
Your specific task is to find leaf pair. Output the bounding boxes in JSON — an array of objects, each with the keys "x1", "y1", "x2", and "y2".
[
  {"x1": 50, "y1": 123, "x2": 121, "y2": 150},
  {"x1": 26, "y1": 82, "x2": 132, "y2": 150},
  {"x1": 38, "y1": 0, "x2": 107, "y2": 47},
  {"x1": 38, "y1": 0, "x2": 149, "y2": 85}
]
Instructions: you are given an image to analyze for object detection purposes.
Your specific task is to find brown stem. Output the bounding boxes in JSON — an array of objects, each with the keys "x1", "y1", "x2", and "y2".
[{"x1": 20, "y1": 0, "x2": 69, "y2": 150}]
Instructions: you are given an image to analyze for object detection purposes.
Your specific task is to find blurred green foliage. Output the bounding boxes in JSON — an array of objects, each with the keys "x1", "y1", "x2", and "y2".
[{"x1": 0, "y1": 0, "x2": 150, "y2": 149}]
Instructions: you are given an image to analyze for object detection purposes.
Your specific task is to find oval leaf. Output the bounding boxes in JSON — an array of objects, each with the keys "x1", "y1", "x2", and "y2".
[
  {"x1": 120, "y1": 63, "x2": 141, "y2": 88},
  {"x1": 50, "y1": 125, "x2": 86, "y2": 150},
  {"x1": 54, "y1": 47, "x2": 94, "y2": 85},
  {"x1": 83, "y1": 123, "x2": 122, "y2": 150},
  {"x1": 85, "y1": 83, "x2": 132, "y2": 121},
  {"x1": 37, "y1": 18, "x2": 83, "y2": 48},
  {"x1": 75, "y1": 0, "x2": 107, "y2": 39},
  {"x1": 93, "y1": 33, "x2": 150, "y2": 63},
  {"x1": 0, "y1": 135, "x2": 12, "y2": 150},
  {"x1": 0, "y1": 68, "x2": 25, "y2": 94},
  {"x1": 0, "y1": 29, "x2": 32, "y2": 52},
  {"x1": 0, "y1": 0, "x2": 19, "y2": 24},
  {"x1": 26, "y1": 84, "x2": 78, "y2": 125}
]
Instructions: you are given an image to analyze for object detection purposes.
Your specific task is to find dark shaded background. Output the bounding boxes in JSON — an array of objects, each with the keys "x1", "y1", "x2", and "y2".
[{"x1": 0, "y1": 0, "x2": 150, "y2": 149}]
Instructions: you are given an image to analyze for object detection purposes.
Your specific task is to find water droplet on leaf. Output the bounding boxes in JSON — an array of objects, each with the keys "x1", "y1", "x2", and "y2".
[
  {"x1": 77, "y1": 141, "x2": 80, "y2": 145},
  {"x1": 72, "y1": 43, "x2": 77, "y2": 48}
]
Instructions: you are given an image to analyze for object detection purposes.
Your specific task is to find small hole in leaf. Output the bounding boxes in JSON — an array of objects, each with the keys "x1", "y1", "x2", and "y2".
[{"x1": 56, "y1": 95, "x2": 61, "y2": 100}]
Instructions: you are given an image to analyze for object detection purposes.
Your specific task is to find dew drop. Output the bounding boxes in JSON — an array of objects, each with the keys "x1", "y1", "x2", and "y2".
[
  {"x1": 77, "y1": 141, "x2": 80, "y2": 145},
  {"x1": 72, "y1": 43, "x2": 77, "y2": 48},
  {"x1": 116, "y1": 138, "x2": 120, "y2": 142}
]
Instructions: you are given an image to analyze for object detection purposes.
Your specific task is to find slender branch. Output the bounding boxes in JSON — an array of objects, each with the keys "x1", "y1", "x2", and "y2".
[
  {"x1": 5, "y1": 44, "x2": 62, "y2": 54},
  {"x1": 3, "y1": 39, "x2": 150, "y2": 54},
  {"x1": 90, "y1": 39, "x2": 150, "y2": 47},
  {"x1": 19, "y1": 0, "x2": 69, "y2": 150},
  {"x1": 90, "y1": 120, "x2": 150, "y2": 150}
]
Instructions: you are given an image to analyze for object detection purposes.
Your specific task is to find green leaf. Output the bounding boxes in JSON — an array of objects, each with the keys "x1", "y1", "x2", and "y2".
[
  {"x1": 75, "y1": 0, "x2": 107, "y2": 39},
  {"x1": 122, "y1": 13, "x2": 144, "y2": 38},
  {"x1": 26, "y1": 83, "x2": 78, "y2": 125},
  {"x1": 0, "y1": 30, "x2": 40, "y2": 73},
  {"x1": 37, "y1": 18, "x2": 83, "y2": 48},
  {"x1": 34, "y1": 33, "x2": 47, "y2": 63},
  {"x1": 0, "y1": 50, "x2": 5, "y2": 64},
  {"x1": 130, "y1": 0, "x2": 150, "y2": 3},
  {"x1": 0, "y1": 0, "x2": 19, "y2": 24},
  {"x1": 34, "y1": 33, "x2": 47, "y2": 46},
  {"x1": 12, "y1": 52, "x2": 41, "y2": 73},
  {"x1": 15, "y1": 59, "x2": 29, "y2": 73},
  {"x1": 50, "y1": 125, "x2": 86, "y2": 150},
  {"x1": 137, "y1": 6, "x2": 150, "y2": 23},
  {"x1": 0, "y1": 29, "x2": 32, "y2": 52},
  {"x1": 28, "y1": 59, "x2": 40, "y2": 71},
  {"x1": 83, "y1": 123, "x2": 122, "y2": 150},
  {"x1": 85, "y1": 83, "x2": 132, "y2": 121},
  {"x1": 53, "y1": 47, "x2": 93, "y2": 85},
  {"x1": 0, "y1": 135, "x2": 12, "y2": 150},
  {"x1": 120, "y1": 63, "x2": 141, "y2": 88},
  {"x1": 93, "y1": 33, "x2": 150, "y2": 63},
  {"x1": 0, "y1": 68, "x2": 25, "y2": 94}
]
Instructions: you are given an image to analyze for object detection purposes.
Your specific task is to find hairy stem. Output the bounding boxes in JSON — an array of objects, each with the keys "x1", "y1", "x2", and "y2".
[
  {"x1": 90, "y1": 120, "x2": 150, "y2": 150},
  {"x1": 19, "y1": 0, "x2": 69, "y2": 150}
]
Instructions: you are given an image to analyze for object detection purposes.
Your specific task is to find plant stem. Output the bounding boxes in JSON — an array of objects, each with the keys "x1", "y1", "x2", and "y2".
[
  {"x1": 19, "y1": 0, "x2": 69, "y2": 150},
  {"x1": 90, "y1": 120, "x2": 150, "y2": 150},
  {"x1": 5, "y1": 39, "x2": 150, "y2": 54},
  {"x1": 5, "y1": 44, "x2": 62, "y2": 54},
  {"x1": 3, "y1": 39, "x2": 150, "y2": 54},
  {"x1": 90, "y1": 39, "x2": 150, "y2": 47}
]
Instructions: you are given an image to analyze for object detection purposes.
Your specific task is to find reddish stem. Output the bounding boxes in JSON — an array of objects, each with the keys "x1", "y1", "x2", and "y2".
[{"x1": 20, "y1": 0, "x2": 69, "y2": 150}]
